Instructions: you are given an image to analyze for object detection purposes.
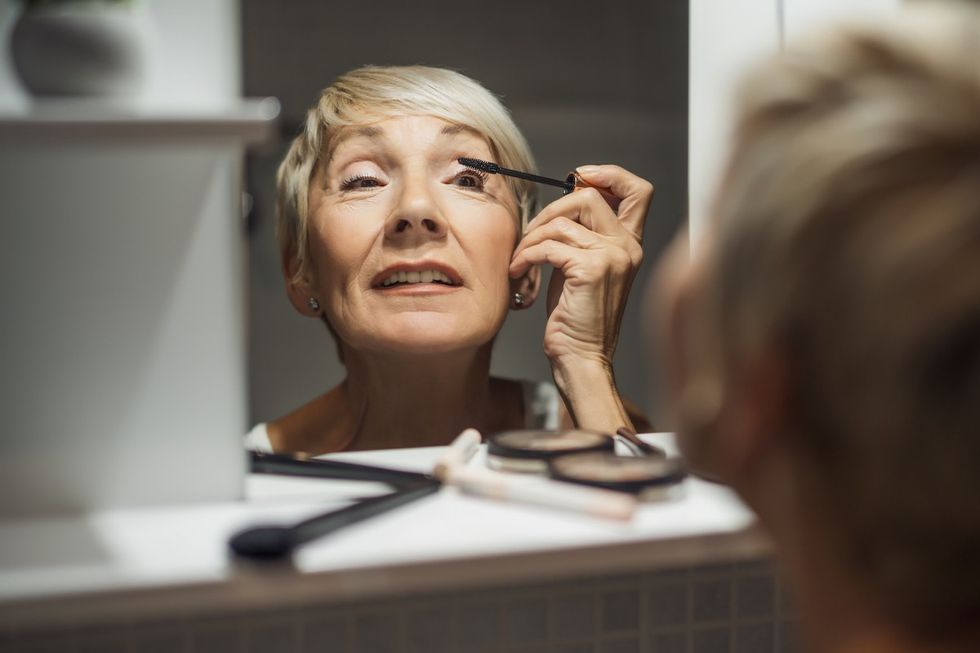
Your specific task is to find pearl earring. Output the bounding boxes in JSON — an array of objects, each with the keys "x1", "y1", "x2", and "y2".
[{"x1": 307, "y1": 297, "x2": 320, "y2": 311}]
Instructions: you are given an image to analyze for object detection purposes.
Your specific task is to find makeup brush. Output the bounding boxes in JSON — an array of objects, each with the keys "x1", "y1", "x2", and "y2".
[
  {"x1": 459, "y1": 157, "x2": 577, "y2": 194},
  {"x1": 229, "y1": 481, "x2": 441, "y2": 559}
]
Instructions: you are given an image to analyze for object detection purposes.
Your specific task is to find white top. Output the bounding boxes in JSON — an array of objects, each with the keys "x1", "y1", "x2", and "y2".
[{"x1": 244, "y1": 379, "x2": 561, "y2": 452}]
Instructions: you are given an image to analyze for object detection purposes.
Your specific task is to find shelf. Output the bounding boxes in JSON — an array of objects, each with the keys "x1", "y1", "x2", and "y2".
[
  {"x1": 0, "y1": 435, "x2": 767, "y2": 629},
  {"x1": 0, "y1": 97, "x2": 280, "y2": 146}
]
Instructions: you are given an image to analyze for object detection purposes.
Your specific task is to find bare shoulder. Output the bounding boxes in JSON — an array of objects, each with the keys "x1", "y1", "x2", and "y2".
[{"x1": 267, "y1": 384, "x2": 351, "y2": 455}]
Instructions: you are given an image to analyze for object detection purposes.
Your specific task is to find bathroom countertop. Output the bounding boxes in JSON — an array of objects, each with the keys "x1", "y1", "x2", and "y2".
[{"x1": 0, "y1": 434, "x2": 768, "y2": 629}]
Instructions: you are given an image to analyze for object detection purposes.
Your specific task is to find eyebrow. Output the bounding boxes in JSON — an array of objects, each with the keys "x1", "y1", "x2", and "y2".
[
  {"x1": 325, "y1": 126, "x2": 383, "y2": 166},
  {"x1": 325, "y1": 123, "x2": 486, "y2": 171}
]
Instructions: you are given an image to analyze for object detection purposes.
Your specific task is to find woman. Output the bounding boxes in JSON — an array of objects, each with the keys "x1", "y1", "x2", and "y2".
[
  {"x1": 248, "y1": 65, "x2": 653, "y2": 454},
  {"x1": 654, "y1": 4, "x2": 980, "y2": 653}
]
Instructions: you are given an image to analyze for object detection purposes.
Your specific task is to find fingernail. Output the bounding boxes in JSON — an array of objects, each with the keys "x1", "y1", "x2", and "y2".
[{"x1": 576, "y1": 165, "x2": 600, "y2": 174}]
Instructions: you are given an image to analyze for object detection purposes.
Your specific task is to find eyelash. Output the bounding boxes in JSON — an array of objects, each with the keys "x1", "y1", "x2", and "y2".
[
  {"x1": 454, "y1": 168, "x2": 488, "y2": 191},
  {"x1": 339, "y1": 174, "x2": 381, "y2": 191},
  {"x1": 338, "y1": 169, "x2": 490, "y2": 192}
]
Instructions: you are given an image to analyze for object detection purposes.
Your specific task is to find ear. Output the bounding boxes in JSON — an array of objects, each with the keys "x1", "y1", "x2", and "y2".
[
  {"x1": 509, "y1": 264, "x2": 541, "y2": 310},
  {"x1": 282, "y1": 251, "x2": 321, "y2": 318},
  {"x1": 715, "y1": 344, "x2": 794, "y2": 478}
]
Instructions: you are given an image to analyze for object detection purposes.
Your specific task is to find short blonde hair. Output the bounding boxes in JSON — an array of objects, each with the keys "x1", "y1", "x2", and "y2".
[
  {"x1": 276, "y1": 65, "x2": 538, "y2": 284},
  {"x1": 710, "y1": 3, "x2": 980, "y2": 636}
]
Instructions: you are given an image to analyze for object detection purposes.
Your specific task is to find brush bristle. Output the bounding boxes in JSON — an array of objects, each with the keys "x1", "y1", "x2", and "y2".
[{"x1": 458, "y1": 157, "x2": 499, "y2": 174}]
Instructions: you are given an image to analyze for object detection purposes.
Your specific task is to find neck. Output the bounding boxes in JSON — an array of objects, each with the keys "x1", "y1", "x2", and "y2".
[{"x1": 341, "y1": 344, "x2": 499, "y2": 450}]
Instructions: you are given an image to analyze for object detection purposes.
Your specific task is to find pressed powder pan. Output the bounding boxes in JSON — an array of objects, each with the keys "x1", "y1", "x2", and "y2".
[
  {"x1": 486, "y1": 429, "x2": 615, "y2": 473},
  {"x1": 548, "y1": 452, "x2": 688, "y2": 502}
]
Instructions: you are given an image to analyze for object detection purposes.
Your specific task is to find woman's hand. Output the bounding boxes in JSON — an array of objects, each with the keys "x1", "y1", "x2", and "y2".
[{"x1": 509, "y1": 164, "x2": 653, "y2": 430}]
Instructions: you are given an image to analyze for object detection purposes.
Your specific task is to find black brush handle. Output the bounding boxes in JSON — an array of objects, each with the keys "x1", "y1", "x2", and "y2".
[
  {"x1": 230, "y1": 481, "x2": 441, "y2": 559},
  {"x1": 250, "y1": 451, "x2": 434, "y2": 487}
]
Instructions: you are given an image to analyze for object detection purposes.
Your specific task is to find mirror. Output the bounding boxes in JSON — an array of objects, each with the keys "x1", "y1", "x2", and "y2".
[{"x1": 242, "y1": 1, "x2": 689, "y2": 447}]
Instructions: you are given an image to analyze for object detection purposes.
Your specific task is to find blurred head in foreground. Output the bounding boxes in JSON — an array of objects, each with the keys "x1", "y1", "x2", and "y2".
[{"x1": 655, "y1": 3, "x2": 980, "y2": 650}]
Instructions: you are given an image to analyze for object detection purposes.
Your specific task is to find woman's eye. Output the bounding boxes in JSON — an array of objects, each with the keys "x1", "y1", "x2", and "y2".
[
  {"x1": 340, "y1": 175, "x2": 383, "y2": 191},
  {"x1": 453, "y1": 171, "x2": 487, "y2": 190}
]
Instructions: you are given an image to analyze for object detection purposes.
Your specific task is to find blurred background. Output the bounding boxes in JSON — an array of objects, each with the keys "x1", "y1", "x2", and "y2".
[{"x1": 241, "y1": 0, "x2": 689, "y2": 428}]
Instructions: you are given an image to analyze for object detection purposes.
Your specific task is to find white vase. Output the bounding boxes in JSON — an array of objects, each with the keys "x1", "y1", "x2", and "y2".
[{"x1": 10, "y1": 2, "x2": 146, "y2": 97}]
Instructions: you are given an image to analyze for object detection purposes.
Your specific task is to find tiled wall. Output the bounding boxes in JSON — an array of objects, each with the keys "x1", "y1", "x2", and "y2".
[{"x1": 1, "y1": 557, "x2": 798, "y2": 653}]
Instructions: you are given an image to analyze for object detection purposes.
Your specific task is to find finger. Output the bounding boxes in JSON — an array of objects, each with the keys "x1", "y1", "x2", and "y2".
[
  {"x1": 526, "y1": 187, "x2": 622, "y2": 237},
  {"x1": 574, "y1": 164, "x2": 654, "y2": 241},
  {"x1": 514, "y1": 217, "x2": 603, "y2": 259},
  {"x1": 509, "y1": 240, "x2": 585, "y2": 279}
]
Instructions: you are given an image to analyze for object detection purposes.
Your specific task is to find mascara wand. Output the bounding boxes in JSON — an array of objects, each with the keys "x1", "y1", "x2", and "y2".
[{"x1": 459, "y1": 157, "x2": 576, "y2": 194}]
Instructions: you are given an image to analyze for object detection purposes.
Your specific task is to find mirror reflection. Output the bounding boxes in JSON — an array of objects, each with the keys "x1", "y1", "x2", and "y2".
[{"x1": 244, "y1": 2, "x2": 688, "y2": 453}]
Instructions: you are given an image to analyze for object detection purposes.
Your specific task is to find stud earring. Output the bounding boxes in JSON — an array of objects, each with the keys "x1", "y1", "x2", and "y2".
[
  {"x1": 307, "y1": 297, "x2": 320, "y2": 311},
  {"x1": 513, "y1": 292, "x2": 525, "y2": 307}
]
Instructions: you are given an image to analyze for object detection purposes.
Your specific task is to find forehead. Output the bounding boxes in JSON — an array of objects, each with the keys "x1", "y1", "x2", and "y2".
[{"x1": 325, "y1": 115, "x2": 493, "y2": 163}]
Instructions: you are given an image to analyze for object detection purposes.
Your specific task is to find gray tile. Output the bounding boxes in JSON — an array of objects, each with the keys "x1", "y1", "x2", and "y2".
[
  {"x1": 600, "y1": 637, "x2": 640, "y2": 653},
  {"x1": 190, "y1": 622, "x2": 243, "y2": 653},
  {"x1": 355, "y1": 613, "x2": 401, "y2": 653},
  {"x1": 777, "y1": 581, "x2": 796, "y2": 616},
  {"x1": 601, "y1": 590, "x2": 640, "y2": 633},
  {"x1": 405, "y1": 607, "x2": 450, "y2": 653},
  {"x1": 736, "y1": 576, "x2": 774, "y2": 619},
  {"x1": 690, "y1": 562, "x2": 735, "y2": 577},
  {"x1": 13, "y1": 635, "x2": 75, "y2": 653},
  {"x1": 505, "y1": 598, "x2": 548, "y2": 645},
  {"x1": 646, "y1": 566, "x2": 690, "y2": 583},
  {"x1": 300, "y1": 614, "x2": 347, "y2": 653},
  {"x1": 455, "y1": 602, "x2": 499, "y2": 651},
  {"x1": 77, "y1": 633, "x2": 130, "y2": 653},
  {"x1": 647, "y1": 584, "x2": 688, "y2": 627},
  {"x1": 552, "y1": 594, "x2": 595, "y2": 639},
  {"x1": 734, "y1": 559, "x2": 774, "y2": 575},
  {"x1": 693, "y1": 627, "x2": 730, "y2": 653},
  {"x1": 650, "y1": 631, "x2": 687, "y2": 653},
  {"x1": 777, "y1": 620, "x2": 799, "y2": 653},
  {"x1": 735, "y1": 623, "x2": 774, "y2": 653},
  {"x1": 553, "y1": 644, "x2": 595, "y2": 653},
  {"x1": 247, "y1": 620, "x2": 297, "y2": 653},
  {"x1": 693, "y1": 579, "x2": 732, "y2": 623},
  {"x1": 133, "y1": 629, "x2": 187, "y2": 653}
]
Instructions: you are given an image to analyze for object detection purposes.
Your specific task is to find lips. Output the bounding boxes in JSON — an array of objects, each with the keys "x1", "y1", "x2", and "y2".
[{"x1": 371, "y1": 261, "x2": 463, "y2": 289}]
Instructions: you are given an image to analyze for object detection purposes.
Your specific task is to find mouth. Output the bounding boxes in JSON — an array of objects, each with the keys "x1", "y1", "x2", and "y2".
[{"x1": 371, "y1": 263, "x2": 463, "y2": 290}]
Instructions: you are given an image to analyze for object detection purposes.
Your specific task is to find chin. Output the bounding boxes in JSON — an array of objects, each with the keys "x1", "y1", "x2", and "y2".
[{"x1": 362, "y1": 316, "x2": 499, "y2": 354}]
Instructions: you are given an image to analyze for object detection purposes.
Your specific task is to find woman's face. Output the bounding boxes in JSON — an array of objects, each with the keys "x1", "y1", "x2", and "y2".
[{"x1": 299, "y1": 115, "x2": 521, "y2": 355}]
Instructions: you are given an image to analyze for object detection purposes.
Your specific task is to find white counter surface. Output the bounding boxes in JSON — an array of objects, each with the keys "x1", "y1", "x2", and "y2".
[{"x1": 0, "y1": 434, "x2": 768, "y2": 628}]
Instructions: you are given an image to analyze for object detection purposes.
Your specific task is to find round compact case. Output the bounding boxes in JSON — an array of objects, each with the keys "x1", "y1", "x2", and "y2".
[
  {"x1": 547, "y1": 452, "x2": 688, "y2": 502},
  {"x1": 486, "y1": 429, "x2": 615, "y2": 473}
]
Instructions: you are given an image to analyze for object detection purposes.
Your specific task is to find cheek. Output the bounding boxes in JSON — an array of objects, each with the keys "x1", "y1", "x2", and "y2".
[
  {"x1": 307, "y1": 216, "x2": 377, "y2": 293},
  {"x1": 463, "y1": 212, "x2": 519, "y2": 287}
]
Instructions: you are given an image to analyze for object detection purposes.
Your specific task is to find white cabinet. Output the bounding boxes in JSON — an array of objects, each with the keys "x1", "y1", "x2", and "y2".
[{"x1": 0, "y1": 101, "x2": 278, "y2": 516}]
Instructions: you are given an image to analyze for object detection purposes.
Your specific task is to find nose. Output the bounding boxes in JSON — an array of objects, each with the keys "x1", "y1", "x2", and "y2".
[{"x1": 384, "y1": 174, "x2": 448, "y2": 243}]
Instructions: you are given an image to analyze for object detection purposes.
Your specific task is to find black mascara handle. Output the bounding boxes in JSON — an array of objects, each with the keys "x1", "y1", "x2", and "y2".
[{"x1": 230, "y1": 480, "x2": 441, "y2": 559}]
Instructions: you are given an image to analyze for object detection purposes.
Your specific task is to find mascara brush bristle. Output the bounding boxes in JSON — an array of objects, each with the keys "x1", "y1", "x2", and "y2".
[{"x1": 458, "y1": 157, "x2": 500, "y2": 174}]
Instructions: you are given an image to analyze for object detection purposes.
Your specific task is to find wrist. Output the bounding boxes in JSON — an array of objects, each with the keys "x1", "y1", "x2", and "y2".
[{"x1": 550, "y1": 358, "x2": 631, "y2": 433}]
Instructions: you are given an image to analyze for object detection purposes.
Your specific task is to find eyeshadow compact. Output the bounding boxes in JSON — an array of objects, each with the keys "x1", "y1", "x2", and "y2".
[
  {"x1": 486, "y1": 429, "x2": 615, "y2": 473},
  {"x1": 547, "y1": 452, "x2": 688, "y2": 502}
]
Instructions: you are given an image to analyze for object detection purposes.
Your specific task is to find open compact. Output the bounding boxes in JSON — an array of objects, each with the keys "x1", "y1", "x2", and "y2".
[
  {"x1": 486, "y1": 429, "x2": 614, "y2": 473},
  {"x1": 547, "y1": 452, "x2": 687, "y2": 502}
]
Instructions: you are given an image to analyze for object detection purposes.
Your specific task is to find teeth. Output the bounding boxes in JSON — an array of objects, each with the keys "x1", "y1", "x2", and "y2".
[{"x1": 381, "y1": 269, "x2": 455, "y2": 287}]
